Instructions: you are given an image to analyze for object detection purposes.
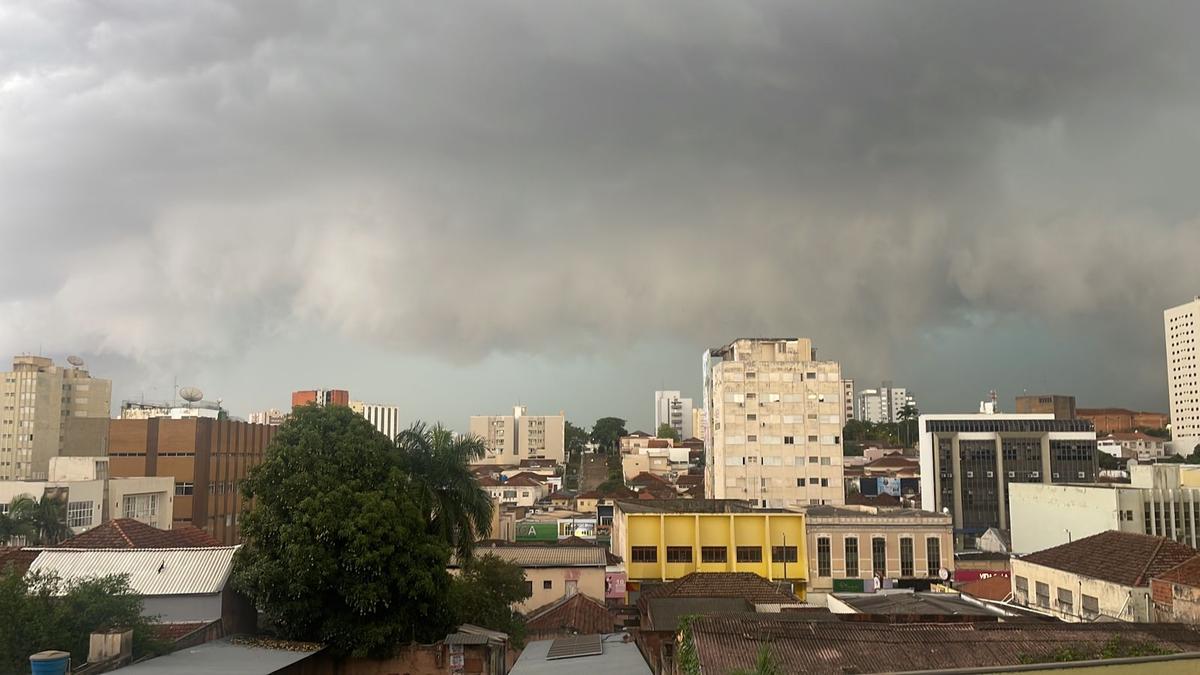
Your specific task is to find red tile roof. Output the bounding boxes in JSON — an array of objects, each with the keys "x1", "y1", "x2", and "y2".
[
  {"x1": 504, "y1": 476, "x2": 543, "y2": 487},
  {"x1": 1020, "y1": 531, "x2": 1197, "y2": 587},
  {"x1": 477, "y1": 476, "x2": 502, "y2": 487},
  {"x1": 1105, "y1": 432, "x2": 1164, "y2": 443},
  {"x1": 1155, "y1": 555, "x2": 1200, "y2": 588},
  {"x1": 57, "y1": 519, "x2": 222, "y2": 549},
  {"x1": 525, "y1": 593, "x2": 618, "y2": 639},
  {"x1": 628, "y1": 472, "x2": 670, "y2": 486},
  {"x1": 864, "y1": 456, "x2": 920, "y2": 469},
  {"x1": 507, "y1": 472, "x2": 549, "y2": 483},
  {"x1": 956, "y1": 575, "x2": 1013, "y2": 602},
  {"x1": 0, "y1": 547, "x2": 39, "y2": 575},
  {"x1": 638, "y1": 572, "x2": 798, "y2": 607}
]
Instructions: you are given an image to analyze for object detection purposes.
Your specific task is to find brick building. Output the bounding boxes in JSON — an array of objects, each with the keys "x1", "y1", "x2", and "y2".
[{"x1": 1077, "y1": 408, "x2": 1169, "y2": 434}]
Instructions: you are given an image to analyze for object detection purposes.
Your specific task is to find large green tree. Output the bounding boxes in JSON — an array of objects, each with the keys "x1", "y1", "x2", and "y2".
[
  {"x1": 10, "y1": 495, "x2": 72, "y2": 545},
  {"x1": 0, "y1": 500, "x2": 32, "y2": 544},
  {"x1": 565, "y1": 421, "x2": 590, "y2": 453},
  {"x1": 233, "y1": 405, "x2": 456, "y2": 656},
  {"x1": 449, "y1": 554, "x2": 531, "y2": 645},
  {"x1": 591, "y1": 417, "x2": 628, "y2": 452},
  {"x1": 656, "y1": 423, "x2": 681, "y2": 442},
  {"x1": 393, "y1": 422, "x2": 494, "y2": 561}
]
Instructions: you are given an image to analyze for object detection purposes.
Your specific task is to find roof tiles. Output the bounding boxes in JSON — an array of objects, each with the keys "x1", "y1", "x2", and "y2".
[
  {"x1": 638, "y1": 572, "x2": 798, "y2": 607},
  {"x1": 58, "y1": 519, "x2": 222, "y2": 549},
  {"x1": 525, "y1": 593, "x2": 619, "y2": 639},
  {"x1": 1156, "y1": 555, "x2": 1200, "y2": 588},
  {"x1": 1019, "y1": 531, "x2": 1197, "y2": 587}
]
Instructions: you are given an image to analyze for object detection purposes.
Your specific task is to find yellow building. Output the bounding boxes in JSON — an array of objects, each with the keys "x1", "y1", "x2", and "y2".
[{"x1": 613, "y1": 499, "x2": 807, "y2": 598}]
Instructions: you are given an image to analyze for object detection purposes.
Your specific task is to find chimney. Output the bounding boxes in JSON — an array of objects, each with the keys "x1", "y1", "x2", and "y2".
[{"x1": 88, "y1": 629, "x2": 133, "y2": 667}]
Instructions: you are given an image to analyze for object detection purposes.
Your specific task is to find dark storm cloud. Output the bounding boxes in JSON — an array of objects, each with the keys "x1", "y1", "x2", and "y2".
[{"x1": 2, "y1": 1, "x2": 1198, "y2": 411}]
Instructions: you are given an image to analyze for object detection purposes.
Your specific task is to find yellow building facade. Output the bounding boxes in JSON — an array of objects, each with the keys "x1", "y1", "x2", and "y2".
[{"x1": 613, "y1": 500, "x2": 807, "y2": 597}]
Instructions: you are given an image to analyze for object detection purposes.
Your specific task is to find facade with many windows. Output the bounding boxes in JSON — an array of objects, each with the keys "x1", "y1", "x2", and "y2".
[
  {"x1": 919, "y1": 413, "x2": 1098, "y2": 547},
  {"x1": 1166, "y1": 296, "x2": 1200, "y2": 455},
  {"x1": 469, "y1": 405, "x2": 565, "y2": 466}
]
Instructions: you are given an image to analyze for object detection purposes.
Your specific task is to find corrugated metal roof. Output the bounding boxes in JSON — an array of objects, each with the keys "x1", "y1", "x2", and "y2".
[
  {"x1": 28, "y1": 547, "x2": 239, "y2": 596},
  {"x1": 458, "y1": 546, "x2": 607, "y2": 568}
]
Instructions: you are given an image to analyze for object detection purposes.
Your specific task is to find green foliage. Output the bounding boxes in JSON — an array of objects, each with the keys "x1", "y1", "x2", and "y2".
[
  {"x1": 656, "y1": 423, "x2": 681, "y2": 442},
  {"x1": 596, "y1": 478, "x2": 626, "y2": 493},
  {"x1": 1138, "y1": 427, "x2": 1170, "y2": 439},
  {"x1": 394, "y1": 422, "x2": 494, "y2": 560},
  {"x1": 1097, "y1": 453, "x2": 1125, "y2": 471},
  {"x1": 233, "y1": 405, "x2": 456, "y2": 657},
  {"x1": 1019, "y1": 637, "x2": 1175, "y2": 664},
  {"x1": 449, "y1": 554, "x2": 531, "y2": 646},
  {"x1": 1159, "y1": 447, "x2": 1200, "y2": 464},
  {"x1": 0, "y1": 569, "x2": 166, "y2": 673},
  {"x1": 730, "y1": 645, "x2": 783, "y2": 675},
  {"x1": 0, "y1": 503, "x2": 33, "y2": 543},
  {"x1": 843, "y1": 418, "x2": 918, "y2": 449},
  {"x1": 9, "y1": 495, "x2": 72, "y2": 545},
  {"x1": 565, "y1": 421, "x2": 591, "y2": 453},
  {"x1": 590, "y1": 417, "x2": 628, "y2": 452},
  {"x1": 676, "y1": 615, "x2": 700, "y2": 675}
]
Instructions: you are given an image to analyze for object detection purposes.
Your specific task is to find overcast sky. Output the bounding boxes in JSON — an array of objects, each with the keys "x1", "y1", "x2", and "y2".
[{"x1": 3, "y1": 1, "x2": 1198, "y2": 431}]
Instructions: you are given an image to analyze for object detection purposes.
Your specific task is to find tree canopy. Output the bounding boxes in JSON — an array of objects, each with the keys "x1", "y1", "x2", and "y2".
[
  {"x1": 8, "y1": 495, "x2": 72, "y2": 545},
  {"x1": 233, "y1": 405, "x2": 457, "y2": 656},
  {"x1": 449, "y1": 554, "x2": 531, "y2": 646},
  {"x1": 656, "y1": 423, "x2": 681, "y2": 442},
  {"x1": 565, "y1": 421, "x2": 590, "y2": 453},
  {"x1": 591, "y1": 417, "x2": 628, "y2": 452}
]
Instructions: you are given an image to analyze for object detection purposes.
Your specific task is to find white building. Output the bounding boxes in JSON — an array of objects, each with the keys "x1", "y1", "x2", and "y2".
[
  {"x1": 841, "y1": 379, "x2": 855, "y2": 422},
  {"x1": 704, "y1": 338, "x2": 845, "y2": 507},
  {"x1": 856, "y1": 382, "x2": 916, "y2": 424},
  {"x1": 654, "y1": 391, "x2": 693, "y2": 439},
  {"x1": 469, "y1": 406, "x2": 566, "y2": 466},
  {"x1": 1166, "y1": 296, "x2": 1200, "y2": 455},
  {"x1": 247, "y1": 408, "x2": 287, "y2": 425},
  {"x1": 120, "y1": 400, "x2": 224, "y2": 420},
  {"x1": 350, "y1": 400, "x2": 401, "y2": 440}
]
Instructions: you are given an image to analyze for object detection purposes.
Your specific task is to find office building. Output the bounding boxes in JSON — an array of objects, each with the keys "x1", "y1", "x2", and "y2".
[
  {"x1": 349, "y1": 400, "x2": 401, "y2": 440},
  {"x1": 654, "y1": 390, "x2": 693, "y2": 440},
  {"x1": 119, "y1": 400, "x2": 224, "y2": 420},
  {"x1": 691, "y1": 407, "x2": 707, "y2": 441},
  {"x1": 855, "y1": 382, "x2": 916, "y2": 424},
  {"x1": 0, "y1": 355, "x2": 112, "y2": 480},
  {"x1": 1077, "y1": 408, "x2": 1170, "y2": 434},
  {"x1": 1014, "y1": 394, "x2": 1077, "y2": 419},
  {"x1": 469, "y1": 406, "x2": 565, "y2": 466},
  {"x1": 918, "y1": 411, "x2": 1098, "y2": 547},
  {"x1": 247, "y1": 408, "x2": 287, "y2": 425},
  {"x1": 841, "y1": 379, "x2": 855, "y2": 421},
  {"x1": 291, "y1": 389, "x2": 349, "y2": 408},
  {"x1": 1166, "y1": 296, "x2": 1200, "y2": 455},
  {"x1": 703, "y1": 338, "x2": 845, "y2": 507},
  {"x1": 107, "y1": 417, "x2": 277, "y2": 544}
]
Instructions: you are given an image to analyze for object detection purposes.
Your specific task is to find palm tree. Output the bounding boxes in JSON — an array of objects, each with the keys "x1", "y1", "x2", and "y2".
[
  {"x1": 10, "y1": 495, "x2": 73, "y2": 545},
  {"x1": 394, "y1": 422, "x2": 494, "y2": 561},
  {"x1": 0, "y1": 502, "x2": 33, "y2": 545},
  {"x1": 731, "y1": 646, "x2": 782, "y2": 675}
]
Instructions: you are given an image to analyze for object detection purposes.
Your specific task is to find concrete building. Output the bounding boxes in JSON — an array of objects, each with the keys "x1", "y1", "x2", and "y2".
[
  {"x1": 478, "y1": 475, "x2": 546, "y2": 508},
  {"x1": 107, "y1": 418, "x2": 277, "y2": 544},
  {"x1": 1077, "y1": 408, "x2": 1170, "y2": 435},
  {"x1": 918, "y1": 412, "x2": 1098, "y2": 547},
  {"x1": 1014, "y1": 394, "x2": 1077, "y2": 419},
  {"x1": 0, "y1": 355, "x2": 111, "y2": 480},
  {"x1": 1009, "y1": 464, "x2": 1200, "y2": 553},
  {"x1": 120, "y1": 400, "x2": 224, "y2": 420},
  {"x1": 691, "y1": 408, "x2": 708, "y2": 441},
  {"x1": 856, "y1": 382, "x2": 916, "y2": 424},
  {"x1": 290, "y1": 389, "x2": 349, "y2": 408},
  {"x1": 612, "y1": 499, "x2": 807, "y2": 596},
  {"x1": 0, "y1": 457, "x2": 173, "y2": 534},
  {"x1": 801, "y1": 505, "x2": 953, "y2": 601},
  {"x1": 703, "y1": 338, "x2": 845, "y2": 507},
  {"x1": 455, "y1": 542, "x2": 608, "y2": 613},
  {"x1": 1098, "y1": 431, "x2": 1168, "y2": 460},
  {"x1": 349, "y1": 400, "x2": 400, "y2": 440},
  {"x1": 246, "y1": 409, "x2": 287, "y2": 426},
  {"x1": 1166, "y1": 296, "x2": 1200, "y2": 455},
  {"x1": 469, "y1": 406, "x2": 565, "y2": 466},
  {"x1": 1152, "y1": 556, "x2": 1200, "y2": 624},
  {"x1": 841, "y1": 379, "x2": 855, "y2": 422},
  {"x1": 1010, "y1": 531, "x2": 1198, "y2": 622},
  {"x1": 654, "y1": 391, "x2": 692, "y2": 440}
]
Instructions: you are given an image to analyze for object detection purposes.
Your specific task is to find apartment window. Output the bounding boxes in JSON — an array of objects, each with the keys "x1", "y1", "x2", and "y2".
[
  {"x1": 816, "y1": 538, "x2": 831, "y2": 576},
  {"x1": 123, "y1": 494, "x2": 158, "y2": 519},
  {"x1": 631, "y1": 547, "x2": 658, "y2": 563},
  {"x1": 772, "y1": 546, "x2": 799, "y2": 563},
  {"x1": 525, "y1": 580, "x2": 533, "y2": 596},
  {"x1": 747, "y1": 435, "x2": 757, "y2": 442},
  {"x1": 845, "y1": 537, "x2": 860, "y2": 577},
  {"x1": 746, "y1": 414, "x2": 757, "y2": 421},
  {"x1": 820, "y1": 457, "x2": 831, "y2": 466},
  {"x1": 899, "y1": 538, "x2": 915, "y2": 577},
  {"x1": 174, "y1": 482, "x2": 194, "y2": 496},
  {"x1": 736, "y1": 546, "x2": 763, "y2": 563},
  {"x1": 871, "y1": 538, "x2": 886, "y2": 577},
  {"x1": 926, "y1": 538, "x2": 941, "y2": 577},
  {"x1": 808, "y1": 435, "x2": 818, "y2": 443},
  {"x1": 66, "y1": 501, "x2": 92, "y2": 528},
  {"x1": 543, "y1": 580, "x2": 553, "y2": 590},
  {"x1": 1082, "y1": 594, "x2": 1099, "y2": 619},
  {"x1": 666, "y1": 547, "x2": 693, "y2": 563},
  {"x1": 1057, "y1": 588, "x2": 1074, "y2": 615},
  {"x1": 783, "y1": 435, "x2": 795, "y2": 444},
  {"x1": 1036, "y1": 582, "x2": 1050, "y2": 608},
  {"x1": 820, "y1": 478, "x2": 829, "y2": 487},
  {"x1": 1015, "y1": 576, "x2": 1029, "y2": 602},
  {"x1": 701, "y1": 547, "x2": 727, "y2": 563},
  {"x1": 796, "y1": 478, "x2": 806, "y2": 487},
  {"x1": 808, "y1": 456, "x2": 818, "y2": 463}
]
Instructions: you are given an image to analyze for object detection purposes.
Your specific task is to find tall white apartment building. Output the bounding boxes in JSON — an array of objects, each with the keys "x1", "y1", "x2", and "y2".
[
  {"x1": 350, "y1": 400, "x2": 401, "y2": 441},
  {"x1": 247, "y1": 408, "x2": 288, "y2": 425},
  {"x1": 469, "y1": 405, "x2": 565, "y2": 466},
  {"x1": 654, "y1": 390, "x2": 693, "y2": 439},
  {"x1": 1165, "y1": 297, "x2": 1199, "y2": 455},
  {"x1": 856, "y1": 382, "x2": 917, "y2": 424},
  {"x1": 704, "y1": 338, "x2": 845, "y2": 507},
  {"x1": 0, "y1": 356, "x2": 112, "y2": 481},
  {"x1": 841, "y1": 379, "x2": 855, "y2": 422}
]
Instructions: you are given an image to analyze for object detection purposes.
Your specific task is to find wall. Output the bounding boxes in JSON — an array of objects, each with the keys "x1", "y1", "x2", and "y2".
[
  {"x1": 143, "y1": 594, "x2": 224, "y2": 623},
  {"x1": 1008, "y1": 484, "x2": 1126, "y2": 554},
  {"x1": 1010, "y1": 559, "x2": 1151, "y2": 622},
  {"x1": 804, "y1": 514, "x2": 953, "y2": 596},
  {"x1": 109, "y1": 477, "x2": 174, "y2": 528},
  {"x1": 1153, "y1": 578, "x2": 1200, "y2": 624},
  {"x1": 518, "y1": 567, "x2": 605, "y2": 613}
]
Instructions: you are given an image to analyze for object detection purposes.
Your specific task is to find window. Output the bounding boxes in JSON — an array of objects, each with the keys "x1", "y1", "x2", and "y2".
[
  {"x1": 816, "y1": 538, "x2": 831, "y2": 576},
  {"x1": 784, "y1": 436, "x2": 795, "y2": 444},
  {"x1": 174, "y1": 482, "x2": 194, "y2": 496},
  {"x1": 926, "y1": 538, "x2": 941, "y2": 577},
  {"x1": 900, "y1": 538, "x2": 914, "y2": 577},
  {"x1": 845, "y1": 537, "x2": 859, "y2": 577},
  {"x1": 1036, "y1": 582, "x2": 1050, "y2": 608},
  {"x1": 66, "y1": 501, "x2": 92, "y2": 528},
  {"x1": 820, "y1": 478, "x2": 829, "y2": 487},
  {"x1": 736, "y1": 546, "x2": 763, "y2": 563},
  {"x1": 747, "y1": 414, "x2": 757, "y2": 421},
  {"x1": 820, "y1": 457, "x2": 831, "y2": 466},
  {"x1": 1082, "y1": 594, "x2": 1099, "y2": 619},
  {"x1": 772, "y1": 546, "x2": 799, "y2": 563},
  {"x1": 872, "y1": 538, "x2": 886, "y2": 577},
  {"x1": 1057, "y1": 588, "x2": 1073, "y2": 615},
  {"x1": 123, "y1": 494, "x2": 158, "y2": 519},
  {"x1": 666, "y1": 547, "x2": 693, "y2": 563},
  {"x1": 1015, "y1": 576, "x2": 1029, "y2": 602},
  {"x1": 631, "y1": 547, "x2": 658, "y2": 563},
  {"x1": 808, "y1": 456, "x2": 818, "y2": 463},
  {"x1": 525, "y1": 580, "x2": 533, "y2": 596},
  {"x1": 542, "y1": 579, "x2": 553, "y2": 590},
  {"x1": 701, "y1": 546, "x2": 727, "y2": 563},
  {"x1": 796, "y1": 478, "x2": 806, "y2": 487}
]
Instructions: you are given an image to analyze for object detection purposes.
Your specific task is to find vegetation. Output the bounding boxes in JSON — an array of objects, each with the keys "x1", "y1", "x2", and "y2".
[
  {"x1": 0, "y1": 569, "x2": 166, "y2": 673},
  {"x1": 8, "y1": 495, "x2": 73, "y2": 545},
  {"x1": 842, "y1": 417, "x2": 918, "y2": 453},
  {"x1": 656, "y1": 423, "x2": 681, "y2": 442},
  {"x1": 590, "y1": 417, "x2": 628, "y2": 453},
  {"x1": 1159, "y1": 445, "x2": 1200, "y2": 464},
  {"x1": 565, "y1": 421, "x2": 590, "y2": 453},
  {"x1": 448, "y1": 554, "x2": 531, "y2": 646},
  {"x1": 676, "y1": 615, "x2": 700, "y2": 675},
  {"x1": 234, "y1": 405, "x2": 458, "y2": 656},
  {"x1": 1018, "y1": 637, "x2": 1174, "y2": 664},
  {"x1": 731, "y1": 646, "x2": 783, "y2": 675},
  {"x1": 1098, "y1": 453, "x2": 1125, "y2": 471},
  {"x1": 394, "y1": 422, "x2": 494, "y2": 561}
]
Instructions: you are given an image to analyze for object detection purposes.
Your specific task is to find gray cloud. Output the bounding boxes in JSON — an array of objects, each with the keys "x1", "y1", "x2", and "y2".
[{"x1": 2, "y1": 1, "x2": 1199, "y2": 418}]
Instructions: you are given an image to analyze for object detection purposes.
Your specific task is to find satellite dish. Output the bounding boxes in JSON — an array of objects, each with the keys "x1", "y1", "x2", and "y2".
[
  {"x1": 179, "y1": 387, "x2": 204, "y2": 403},
  {"x1": 66, "y1": 355, "x2": 84, "y2": 366}
]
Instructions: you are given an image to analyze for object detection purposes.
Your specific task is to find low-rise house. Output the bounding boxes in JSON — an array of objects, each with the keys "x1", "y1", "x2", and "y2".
[
  {"x1": 621, "y1": 452, "x2": 671, "y2": 480},
  {"x1": 481, "y1": 476, "x2": 545, "y2": 507},
  {"x1": 1010, "y1": 531, "x2": 1198, "y2": 622},
  {"x1": 511, "y1": 634, "x2": 650, "y2": 675},
  {"x1": 525, "y1": 592, "x2": 620, "y2": 641},
  {"x1": 977, "y1": 527, "x2": 1012, "y2": 554},
  {"x1": 547, "y1": 491, "x2": 575, "y2": 509},
  {"x1": 957, "y1": 574, "x2": 1014, "y2": 603},
  {"x1": 1152, "y1": 556, "x2": 1200, "y2": 624},
  {"x1": 828, "y1": 589, "x2": 1016, "y2": 619},
  {"x1": 56, "y1": 518, "x2": 222, "y2": 548},
  {"x1": 1099, "y1": 431, "x2": 1168, "y2": 461},
  {"x1": 107, "y1": 637, "x2": 328, "y2": 674},
  {"x1": 458, "y1": 542, "x2": 608, "y2": 613}
]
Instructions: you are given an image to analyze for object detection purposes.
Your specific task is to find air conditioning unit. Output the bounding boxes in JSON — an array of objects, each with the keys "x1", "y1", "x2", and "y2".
[
  {"x1": 1031, "y1": 471, "x2": 1040, "y2": 478},
  {"x1": 1007, "y1": 471, "x2": 1015, "y2": 478}
]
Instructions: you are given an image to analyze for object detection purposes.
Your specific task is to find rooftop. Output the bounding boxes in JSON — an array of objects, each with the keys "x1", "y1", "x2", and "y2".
[
  {"x1": 801, "y1": 504, "x2": 949, "y2": 521},
  {"x1": 27, "y1": 547, "x2": 239, "y2": 595},
  {"x1": 511, "y1": 634, "x2": 650, "y2": 675},
  {"x1": 616, "y1": 499, "x2": 791, "y2": 514},
  {"x1": 957, "y1": 575, "x2": 1015, "y2": 602},
  {"x1": 833, "y1": 591, "x2": 1006, "y2": 617},
  {"x1": 109, "y1": 637, "x2": 324, "y2": 674},
  {"x1": 638, "y1": 572, "x2": 799, "y2": 606},
  {"x1": 686, "y1": 617, "x2": 1200, "y2": 675},
  {"x1": 457, "y1": 544, "x2": 608, "y2": 568},
  {"x1": 525, "y1": 593, "x2": 620, "y2": 639},
  {"x1": 57, "y1": 519, "x2": 223, "y2": 549},
  {"x1": 1156, "y1": 555, "x2": 1200, "y2": 588},
  {"x1": 1018, "y1": 531, "x2": 1198, "y2": 587}
]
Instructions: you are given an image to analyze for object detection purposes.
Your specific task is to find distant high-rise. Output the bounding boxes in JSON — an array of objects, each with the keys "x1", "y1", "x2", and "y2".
[
  {"x1": 247, "y1": 409, "x2": 287, "y2": 426},
  {"x1": 350, "y1": 400, "x2": 401, "y2": 441},
  {"x1": 841, "y1": 379, "x2": 855, "y2": 422},
  {"x1": 469, "y1": 406, "x2": 565, "y2": 465},
  {"x1": 704, "y1": 338, "x2": 845, "y2": 508},
  {"x1": 856, "y1": 382, "x2": 916, "y2": 424},
  {"x1": 654, "y1": 390, "x2": 693, "y2": 439},
  {"x1": 1014, "y1": 394, "x2": 1076, "y2": 420},
  {"x1": 1165, "y1": 296, "x2": 1200, "y2": 455},
  {"x1": 291, "y1": 389, "x2": 349, "y2": 408},
  {"x1": 0, "y1": 355, "x2": 111, "y2": 480}
]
